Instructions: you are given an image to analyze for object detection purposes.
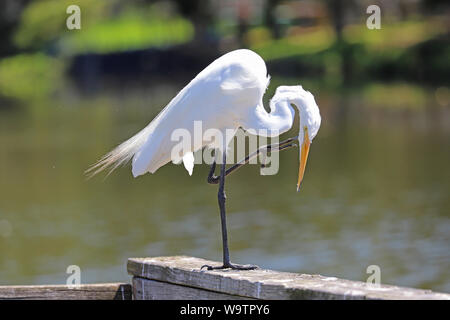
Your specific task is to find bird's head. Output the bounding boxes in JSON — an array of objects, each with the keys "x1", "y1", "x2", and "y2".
[{"x1": 273, "y1": 85, "x2": 321, "y2": 191}]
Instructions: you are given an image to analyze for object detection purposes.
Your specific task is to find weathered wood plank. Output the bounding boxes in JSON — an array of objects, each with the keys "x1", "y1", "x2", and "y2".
[
  {"x1": 128, "y1": 256, "x2": 450, "y2": 300},
  {"x1": 0, "y1": 283, "x2": 132, "y2": 300},
  {"x1": 133, "y1": 277, "x2": 254, "y2": 300}
]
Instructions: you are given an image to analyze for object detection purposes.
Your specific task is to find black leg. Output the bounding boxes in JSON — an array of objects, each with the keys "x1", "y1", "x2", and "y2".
[
  {"x1": 207, "y1": 158, "x2": 217, "y2": 184},
  {"x1": 207, "y1": 136, "x2": 298, "y2": 185},
  {"x1": 218, "y1": 150, "x2": 231, "y2": 265},
  {"x1": 201, "y1": 150, "x2": 258, "y2": 271}
]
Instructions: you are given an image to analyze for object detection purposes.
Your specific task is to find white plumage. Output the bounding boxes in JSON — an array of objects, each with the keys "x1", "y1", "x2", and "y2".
[{"x1": 87, "y1": 49, "x2": 321, "y2": 185}]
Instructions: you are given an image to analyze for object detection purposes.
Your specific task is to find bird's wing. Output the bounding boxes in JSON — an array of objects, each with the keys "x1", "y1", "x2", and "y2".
[
  {"x1": 131, "y1": 75, "x2": 231, "y2": 177},
  {"x1": 86, "y1": 49, "x2": 269, "y2": 178},
  {"x1": 132, "y1": 51, "x2": 270, "y2": 177}
]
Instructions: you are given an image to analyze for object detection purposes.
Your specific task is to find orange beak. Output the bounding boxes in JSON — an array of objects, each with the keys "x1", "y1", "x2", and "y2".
[{"x1": 297, "y1": 127, "x2": 311, "y2": 192}]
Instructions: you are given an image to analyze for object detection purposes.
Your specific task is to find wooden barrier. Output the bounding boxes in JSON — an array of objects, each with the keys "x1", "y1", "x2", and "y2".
[
  {"x1": 1, "y1": 256, "x2": 449, "y2": 300},
  {"x1": 0, "y1": 283, "x2": 132, "y2": 300},
  {"x1": 127, "y1": 256, "x2": 450, "y2": 300}
]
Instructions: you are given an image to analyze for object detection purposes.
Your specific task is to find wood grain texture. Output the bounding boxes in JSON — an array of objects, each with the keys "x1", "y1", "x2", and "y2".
[
  {"x1": 0, "y1": 283, "x2": 132, "y2": 300},
  {"x1": 128, "y1": 256, "x2": 450, "y2": 300},
  {"x1": 133, "y1": 277, "x2": 253, "y2": 300}
]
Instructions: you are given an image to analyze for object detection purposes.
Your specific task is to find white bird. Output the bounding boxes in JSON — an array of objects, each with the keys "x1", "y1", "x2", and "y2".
[{"x1": 87, "y1": 49, "x2": 321, "y2": 270}]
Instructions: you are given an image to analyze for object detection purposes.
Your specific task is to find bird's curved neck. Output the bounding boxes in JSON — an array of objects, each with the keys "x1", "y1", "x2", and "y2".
[{"x1": 241, "y1": 94, "x2": 304, "y2": 137}]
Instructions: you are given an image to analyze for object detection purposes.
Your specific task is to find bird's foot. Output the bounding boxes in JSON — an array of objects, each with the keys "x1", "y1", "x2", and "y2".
[{"x1": 200, "y1": 263, "x2": 258, "y2": 271}]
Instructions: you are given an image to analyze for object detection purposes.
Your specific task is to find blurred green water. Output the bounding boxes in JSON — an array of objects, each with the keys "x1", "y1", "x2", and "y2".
[{"x1": 0, "y1": 81, "x2": 449, "y2": 292}]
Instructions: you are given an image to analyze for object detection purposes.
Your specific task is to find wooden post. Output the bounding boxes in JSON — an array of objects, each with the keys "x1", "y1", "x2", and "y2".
[
  {"x1": 128, "y1": 256, "x2": 450, "y2": 300},
  {"x1": 0, "y1": 283, "x2": 132, "y2": 300}
]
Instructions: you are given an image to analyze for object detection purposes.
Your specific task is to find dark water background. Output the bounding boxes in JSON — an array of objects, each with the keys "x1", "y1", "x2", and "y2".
[{"x1": 0, "y1": 80, "x2": 449, "y2": 292}]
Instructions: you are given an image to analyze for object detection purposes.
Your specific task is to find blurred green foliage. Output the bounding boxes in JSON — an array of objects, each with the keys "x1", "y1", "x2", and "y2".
[
  {"x1": 0, "y1": 53, "x2": 64, "y2": 102},
  {"x1": 13, "y1": 0, "x2": 108, "y2": 50},
  {"x1": 61, "y1": 11, "x2": 193, "y2": 54},
  {"x1": 0, "y1": 0, "x2": 448, "y2": 107},
  {"x1": 0, "y1": 0, "x2": 194, "y2": 104},
  {"x1": 343, "y1": 19, "x2": 445, "y2": 50},
  {"x1": 251, "y1": 26, "x2": 334, "y2": 60},
  {"x1": 14, "y1": 0, "x2": 194, "y2": 54},
  {"x1": 251, "y1": 18, "x2": 449, "y2": 84}
]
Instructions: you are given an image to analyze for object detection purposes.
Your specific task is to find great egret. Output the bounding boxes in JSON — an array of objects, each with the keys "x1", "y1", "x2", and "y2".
[{"x1": 87, "y1": 49, "x2": 321, "y2": 270}]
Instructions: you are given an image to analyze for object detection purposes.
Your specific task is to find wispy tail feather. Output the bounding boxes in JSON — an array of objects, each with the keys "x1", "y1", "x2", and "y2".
[
  {"x1": 85, "y1": 81, "x2": 187, "y2": 179},
  {"x1": 85, "y1": 125, "x2": 152, "y2": 179}
]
